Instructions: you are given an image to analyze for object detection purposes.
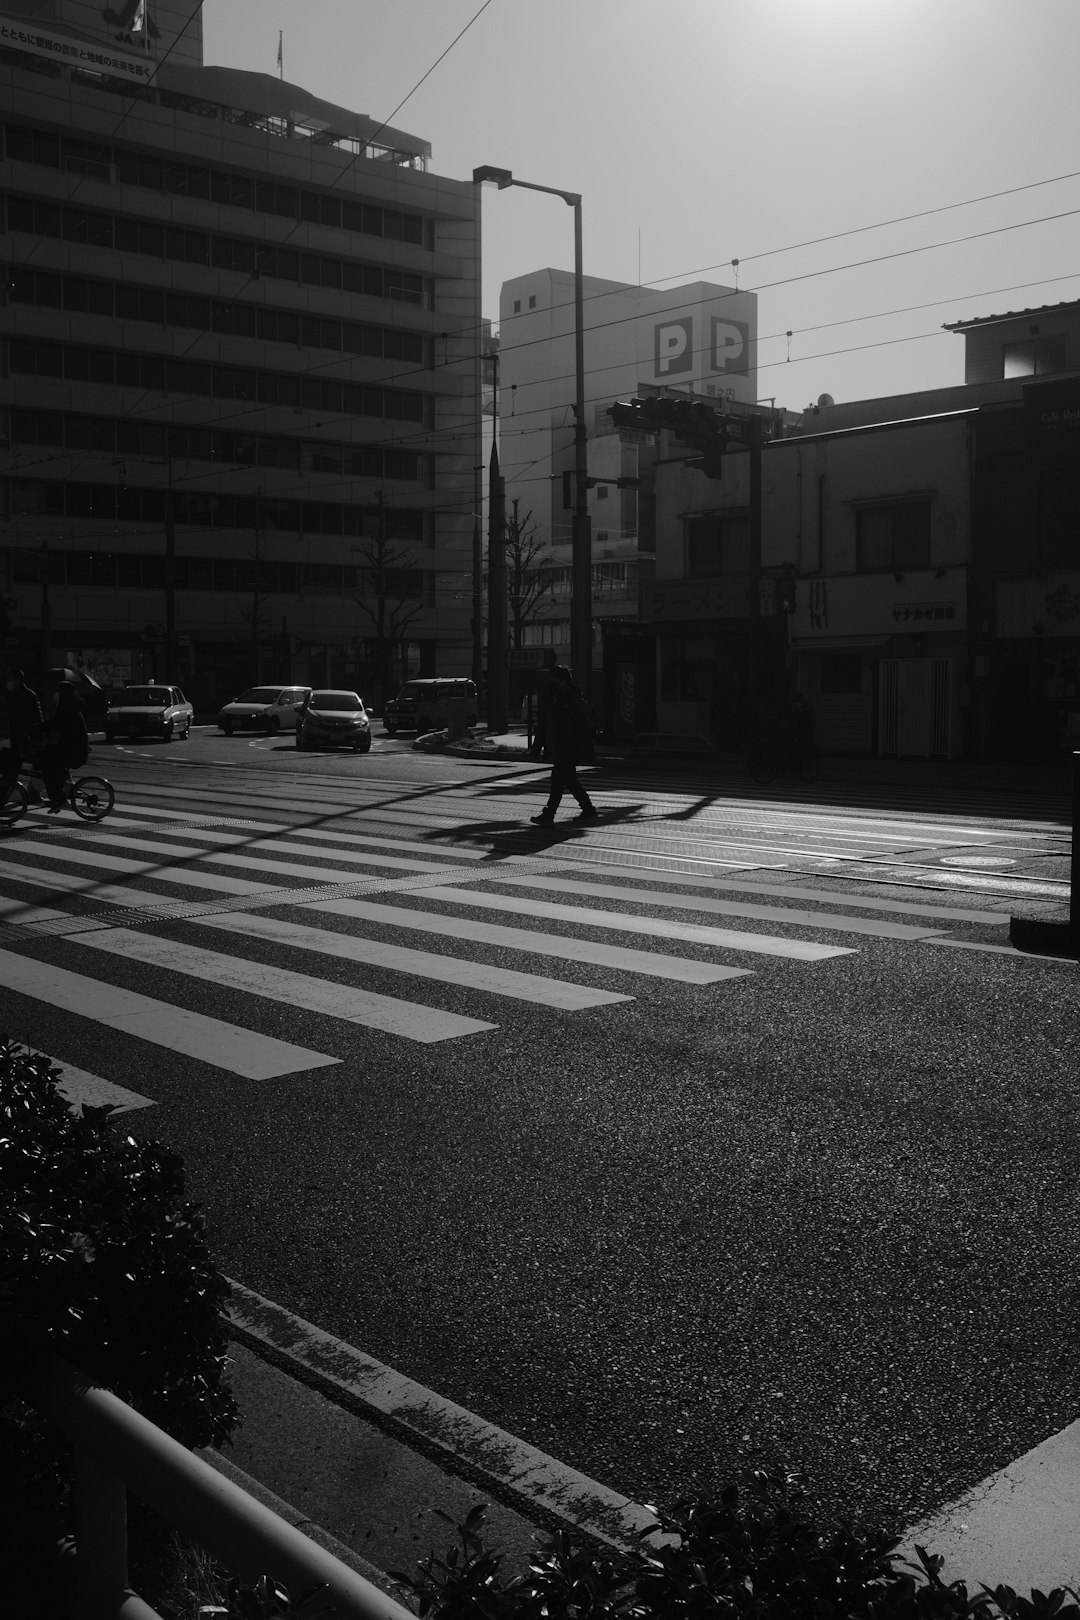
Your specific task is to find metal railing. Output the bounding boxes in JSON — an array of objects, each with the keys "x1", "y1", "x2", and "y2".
[{"x1": 36, "y1": 1353, "x2": 416, "y2": 1620}]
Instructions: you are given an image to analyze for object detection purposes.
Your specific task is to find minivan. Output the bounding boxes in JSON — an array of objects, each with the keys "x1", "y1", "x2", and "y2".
[{"x1": 383, "y1": 678, "x2": 478, "y2": 736}]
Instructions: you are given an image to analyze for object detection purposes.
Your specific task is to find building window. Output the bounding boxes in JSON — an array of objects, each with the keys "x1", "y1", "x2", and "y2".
[
  {"x1": 597, "y1": 485, "x2": 608, "y2": 499},
  {"x1": 1003, "y1": 334, "x2": 1067, "y2": 379},
  {"x1": 528, "y1": 295, "x2": 536, "y2": 309},
  {"x1": 686, "y1": 514, "x2": 750, "y2": 577},
  {"x1": 513, "y1": 300, "x2": 521, "y2": 313},
  {"x1": 855, "y1": 501, "x2": 930, "y2": 572}
]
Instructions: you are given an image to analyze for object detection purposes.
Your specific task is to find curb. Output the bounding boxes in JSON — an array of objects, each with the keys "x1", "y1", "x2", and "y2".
[
  {"x1": 197, "y1": 1448, "x2": 407, "y2": 1604},
  {"x1": 225, "y1": 1280, "x2": 659, "y2": 1552}
]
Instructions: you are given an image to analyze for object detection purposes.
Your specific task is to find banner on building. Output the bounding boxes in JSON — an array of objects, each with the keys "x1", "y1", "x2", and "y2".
[
  {"x1": 0, "y1": 14, "x2": 155, "y2": 80},
  {"x1": 792, "y1": 568, "x2": 967, "y2": 638}
]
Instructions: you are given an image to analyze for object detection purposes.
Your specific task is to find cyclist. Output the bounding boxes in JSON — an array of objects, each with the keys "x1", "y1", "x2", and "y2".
[
  {"x1": 38, "y1": 682, "x2": 89, "y2": 813},
  {"x1": 1, "y1": 667, "x2": 44, "y2": 782}
]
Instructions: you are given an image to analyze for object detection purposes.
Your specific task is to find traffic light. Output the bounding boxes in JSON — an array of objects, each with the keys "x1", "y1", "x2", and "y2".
[
  {"x1": 608, "y1": 397, "x2": 725, "y2": 438},
  {"x1": 684, "y1": 442, "x2": 728, "y2": 479}
]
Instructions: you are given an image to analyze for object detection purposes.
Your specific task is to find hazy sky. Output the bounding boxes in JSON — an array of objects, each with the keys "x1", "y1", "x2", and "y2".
[{"x1": 202, "y1": 0, "x2": 1080, "y2": 409}]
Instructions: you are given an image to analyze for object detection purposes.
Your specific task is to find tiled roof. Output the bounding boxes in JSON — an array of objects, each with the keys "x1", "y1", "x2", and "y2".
[{"x1": 943, "y1": 298, "x2": 1080, "y2": 331}]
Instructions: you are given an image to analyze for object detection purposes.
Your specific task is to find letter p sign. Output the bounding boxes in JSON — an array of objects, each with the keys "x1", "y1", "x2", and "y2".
[
  {"x1": 655, "y1": 317, "x2": 693, "y2": 376},
  {"x1": 711, "y1": 318, "x2": 749, "y2": 375}
]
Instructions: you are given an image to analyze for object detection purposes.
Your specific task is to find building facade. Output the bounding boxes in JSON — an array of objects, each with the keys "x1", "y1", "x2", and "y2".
[
  {"x1": 497, "y1": 270, "x2": 757, "y2": 697},
  {"x1": 1, "y1": 0, "x2": 481, "y2": 709},
  {"x1": 766, "y1": 299, "x2": 1080, "y2": 762}
]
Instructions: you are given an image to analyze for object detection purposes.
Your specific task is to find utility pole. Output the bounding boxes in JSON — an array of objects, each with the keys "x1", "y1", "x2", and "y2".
[
  {"x1": 472, "y1": 462, "x2": 484, "y2": 693},
  {"x1": 164, "y1": 455, "x2": 176, "y2": 677},
  {"x1": 487, "y1": 440, "x2": 507, "y2": 732}
]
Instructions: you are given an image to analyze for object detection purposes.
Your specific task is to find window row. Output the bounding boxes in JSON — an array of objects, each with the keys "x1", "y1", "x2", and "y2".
[
  {"x1": 8, "y1": 339, "x2": 429, "y2": 423},
  {"x1": 9, "y1": 267, "x2": 426, "y2": 363},
  {"x1": 9, "y1": 546, "x2": 432, "y2": 599},
  {"x1": 4, "y1": 195, "x2": 429, "y2": 305},
  {"x1": 6, "y1": 480, "x2": 427, "y2": 542},
  {"x1": 7, "y1": 409, "x2": 423, "y2": 483},
  {"x1": 854, "y1": 502, "x2": 931, "y2": 572},
  {"x1": 3, "y1": 123, "x2": 425, "y2": 244},
  {"x1": 686, "y1": 515, "x2": 752, "y2": 578}
]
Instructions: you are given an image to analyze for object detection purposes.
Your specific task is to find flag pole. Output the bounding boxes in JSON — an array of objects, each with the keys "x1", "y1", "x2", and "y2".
[{"x1": 277, "y1": 30, "x2": 283, "y2": 79}]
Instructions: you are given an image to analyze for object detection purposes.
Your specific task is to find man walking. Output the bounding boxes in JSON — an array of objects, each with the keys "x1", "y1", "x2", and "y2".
[{"x1": 529, "y1": 665, "x2": 597, "y2": 826}]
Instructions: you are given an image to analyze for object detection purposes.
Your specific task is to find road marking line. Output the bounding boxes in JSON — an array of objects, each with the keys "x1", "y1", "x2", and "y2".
[
  {"x1": 311, "y1": 898, "x2": 749, "y2": 984},
  {"x1": 487, "y1": 874, "x2": 945, "y2": 940},
  {"x1": 559, "y1": 861, "x2": 1011, "y2": 923},
  {"x1": 225, "y1": 1280, "x2": 660, "y2": 1550},
  {"x1": 50, "y1": 1059, "x2": 156, "y2": 1113},
  {"x1": 0, "y1": 850, "x2": 278, "y2": 897},
  {"x1": 196, "y1": 911, "x2": 632, "y2": 1012},
  {"x1": 74, "y1": 929, "x2": 497, "y2": 1043},
  {"x1": 206, "y1": 840, "x2": 477, "y2": 876},
  {"x1": 921, "y1": 937, "x2": 1078, "y2": 964},
  {"x1": 0, "y1": 949, "x2": 338, "y2": 1078},
  {"x1": 407, "y1": 887, "x2": 856, "y2": 962}
]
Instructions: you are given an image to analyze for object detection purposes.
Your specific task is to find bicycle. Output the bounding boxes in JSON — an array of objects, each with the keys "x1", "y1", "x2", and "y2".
[{"x1": 0, "y1": 765, "x2": 115, "y2": 825}]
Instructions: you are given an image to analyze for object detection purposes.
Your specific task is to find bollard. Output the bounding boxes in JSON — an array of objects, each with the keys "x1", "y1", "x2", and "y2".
[{"x1": 1009, "y1": 749, "x2": 1079, "y2": 959}]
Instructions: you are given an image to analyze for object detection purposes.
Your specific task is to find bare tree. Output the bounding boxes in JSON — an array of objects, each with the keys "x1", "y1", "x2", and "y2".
[
  {"x1": 505, "y1": 502, "x2": 554, "y2": 649},
  {"x1": 352, "y1": 494, "x2": 427, "y2": 705}
]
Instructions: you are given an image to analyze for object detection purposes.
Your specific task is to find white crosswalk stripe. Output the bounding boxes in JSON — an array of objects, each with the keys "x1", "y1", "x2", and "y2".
[
  {"x1": 404, "y1": 885, "x2": 856, "y2": 962},
  {"x1": 0, "y1": 794, "x2": 1023, "y2": 1089},
  {"x1": 0, "y1": 947, "x2": 339, "y2": 1079},
  {"x1": 72, "y1": 929, "x2": 497, "y2": 1044}
]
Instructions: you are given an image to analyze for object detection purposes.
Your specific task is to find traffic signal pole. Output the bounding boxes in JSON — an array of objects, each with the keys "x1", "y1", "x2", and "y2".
[
  {"x1": 569, "y1": 196, "x2": 593, "y2": 696},
  {"x1": 473, "y1": 168, "x2": 591, "y2": 696}
]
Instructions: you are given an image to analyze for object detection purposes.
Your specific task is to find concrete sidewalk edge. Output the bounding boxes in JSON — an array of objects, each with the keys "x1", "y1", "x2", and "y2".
[
  {"x1": 225, "y1": 1280, "x2": 658, "y2": 1551},
  {"x1": 198, "y1": 1446, "x2": 410, "y2": 1605}
]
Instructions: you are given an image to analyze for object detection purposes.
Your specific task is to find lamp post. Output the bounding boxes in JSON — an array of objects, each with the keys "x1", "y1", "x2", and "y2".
[{"x1": 472, "y1": 167, "x2": 592, "y2": 698}]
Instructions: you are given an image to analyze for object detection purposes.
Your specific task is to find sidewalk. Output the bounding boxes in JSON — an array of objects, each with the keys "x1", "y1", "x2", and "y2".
[
  {"x1": 212, "y1": 1285, "x2": 1080, "y2": 1603},
  {"x1": 436, "y1": 727, "x2": 1074, "y2": 801}
]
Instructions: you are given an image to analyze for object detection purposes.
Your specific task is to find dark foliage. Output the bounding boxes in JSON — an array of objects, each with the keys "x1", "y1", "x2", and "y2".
[
  {"x1": 385, "y1": 1480, "x2": 1080, "y2": 1620},
  {"x1": 0, "y1": 1038, "x2": 237, "y2": 1447}
]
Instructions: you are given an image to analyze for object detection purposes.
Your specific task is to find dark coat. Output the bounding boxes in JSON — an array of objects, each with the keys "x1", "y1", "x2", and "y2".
[
  {"x1": 535, "y1": 682, "x2": 594, "y2": 765},
  {"x1": 48, "y1": 692, "x2": 89, "y2": 768},
  {"x1": 6, "y1": 685, "x2": 44, "y2": 758}
]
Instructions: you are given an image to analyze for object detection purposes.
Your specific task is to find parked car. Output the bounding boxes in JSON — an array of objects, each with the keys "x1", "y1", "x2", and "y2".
[
  {"x1": 104, "y1": 684, "x2": 194, "y2": 743},
  {"x1": 383, "y1": 678, "x2": 478, "y2": 736},
  {"x1": 296, "y1": 690, "x2": 372, "y2": 752},
  {"x1": 218, "y1": 685, "x2": 311, "y2": 735}
]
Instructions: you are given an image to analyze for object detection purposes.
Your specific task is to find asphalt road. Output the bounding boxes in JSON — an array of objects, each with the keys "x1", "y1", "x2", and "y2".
[{"x1": 2, "y1": 726, "x2": 1077, "y2": 1538}]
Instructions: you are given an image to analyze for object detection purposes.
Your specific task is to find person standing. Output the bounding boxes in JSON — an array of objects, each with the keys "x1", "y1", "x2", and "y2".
[
  {"x1": 2, "y1": 667, "x2": 44, "y2": 779},
  {"x1": 38, "y1": 683, "x2": 88, "y2": 812},
  {"x1": 529, "y1": 665, "x2": 597, "y2": 825}
]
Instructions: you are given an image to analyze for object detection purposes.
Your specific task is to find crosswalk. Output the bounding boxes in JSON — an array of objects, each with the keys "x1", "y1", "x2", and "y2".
[{"x1": 0, "y1": 782, "x2": 1042, "y2": 1103}]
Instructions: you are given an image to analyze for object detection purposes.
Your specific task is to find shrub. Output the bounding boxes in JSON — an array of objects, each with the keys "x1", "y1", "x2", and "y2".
[
  {"x1": 387, "y1": 1482, "x2": 1080, "y2": 1620},
  {"x1": 0, "y1": 1037, "x2": 237, "y2": 1446}
]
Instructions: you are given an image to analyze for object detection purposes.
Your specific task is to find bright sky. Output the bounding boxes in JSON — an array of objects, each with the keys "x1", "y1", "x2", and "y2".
[{"x1": 202, "y1": 0, "x2": 1080, "y2": 410}]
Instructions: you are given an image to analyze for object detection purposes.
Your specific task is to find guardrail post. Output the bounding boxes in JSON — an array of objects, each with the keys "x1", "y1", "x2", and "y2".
[
  {"x1": 1009, "y1": 748, "x2": 1079, "y2": 958},
  {"x1": 1071, "y1": 749, "x2": 1079, "y2": 938}
]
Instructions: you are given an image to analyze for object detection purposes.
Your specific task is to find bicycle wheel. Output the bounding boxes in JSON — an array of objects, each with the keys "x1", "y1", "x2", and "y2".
[
  {"x1": 70, "y1": 774, "x2": 115, "y2": 821},
  {"x1": 0, "y1": 779, "x2": 29, "y2": 824},
  {"x1": 748, "y1": 747, "x2": 778, "y2": 785}
]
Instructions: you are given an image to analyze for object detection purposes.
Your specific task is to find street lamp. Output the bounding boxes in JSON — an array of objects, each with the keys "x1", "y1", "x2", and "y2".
[{"x1": 473, "y1": 166, "x2": 592, "y2": 699}]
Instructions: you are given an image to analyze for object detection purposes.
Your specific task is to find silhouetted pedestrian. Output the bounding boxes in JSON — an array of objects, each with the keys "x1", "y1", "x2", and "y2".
[
  {"x1": 529, "y1": 665, "x2": 597, "y2": 825},
  {"x1": 1, "y1": 667, "x2": 43, "y2": 779},
  {"x1": 39, "y1": 683, "x2": 88, "y2": 812}
]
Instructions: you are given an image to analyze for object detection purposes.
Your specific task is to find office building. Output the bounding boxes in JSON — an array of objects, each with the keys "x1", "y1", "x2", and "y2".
[{"x1": 1, "y1": 0, "x2": 481, "y2": 708}]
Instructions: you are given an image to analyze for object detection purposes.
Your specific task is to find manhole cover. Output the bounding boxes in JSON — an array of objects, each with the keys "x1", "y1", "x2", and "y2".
[{"x1": 940, "y1": 855, "x2": 1017, "y2": 867}]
